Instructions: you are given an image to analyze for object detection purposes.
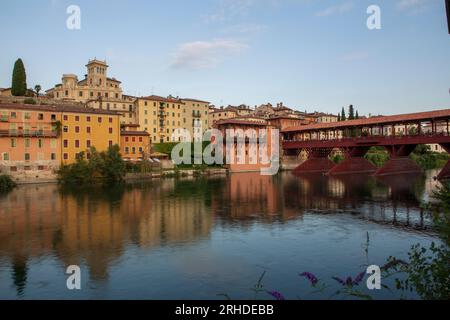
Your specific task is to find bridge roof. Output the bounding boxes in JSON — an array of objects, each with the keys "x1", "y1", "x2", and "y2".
[{"x1": 282, "y1": 108, "x2": 450, "y2": 133}]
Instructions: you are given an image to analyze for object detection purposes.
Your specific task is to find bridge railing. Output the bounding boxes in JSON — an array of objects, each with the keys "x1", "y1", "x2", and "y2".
[{"x1": 283, "y1": 131, "x2": 450, "y2": 143}]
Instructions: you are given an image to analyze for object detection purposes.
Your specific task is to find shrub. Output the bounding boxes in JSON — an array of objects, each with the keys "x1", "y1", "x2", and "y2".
[
  {"x1": 57, "y1": 145, "x2": 126, "y2": 185},
  {"x1": 23, "y1": 98, "x2": 36, "y2": 105},
  {"x1": 0, "y1": 175, "x2": 16, "y2": 193}
]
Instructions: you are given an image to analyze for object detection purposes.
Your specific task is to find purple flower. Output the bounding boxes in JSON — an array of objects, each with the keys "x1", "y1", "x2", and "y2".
[
  {"x1": 299, "y1": 272, "x2": 318, "y2": 286},
  {"x1": 332, "y1": 276, "x2": 346, "y2": 285},
  {"x1": 353, "y1": 272, "x2": 365, "y2": 285},
  {"x1": 333, "y1": 272, "x2": 366, "y2": 287},
  {"x1": 267, "y1": 291, "x2": 285, "y2": 301}
]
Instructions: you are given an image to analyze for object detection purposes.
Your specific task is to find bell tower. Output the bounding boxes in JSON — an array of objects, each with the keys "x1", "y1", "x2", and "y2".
[{"x1": 86, "y1": 59, "x2": 108, "y2": 88}]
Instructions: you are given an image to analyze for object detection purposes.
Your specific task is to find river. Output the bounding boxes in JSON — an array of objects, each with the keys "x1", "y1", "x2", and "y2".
[{"x1": 0, "y1": 171, "x2": 443, "y2": 299}]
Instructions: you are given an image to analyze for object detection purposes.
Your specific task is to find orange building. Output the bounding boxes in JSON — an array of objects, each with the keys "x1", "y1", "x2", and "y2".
[
  {"x1": 0, "y1": 104, "x2": 61, "y2": 176},
  {"x1": 0, "y1": 103, "x2": 121, "y2": 178},
  {"x1": 120, "y1": 124, "x2": 151, "y2": 161}
]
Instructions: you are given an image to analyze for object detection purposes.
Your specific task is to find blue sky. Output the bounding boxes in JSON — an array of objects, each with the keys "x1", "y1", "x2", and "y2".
[{"x1": 0, "y1": 0, "x2": 449, "y2": 115}]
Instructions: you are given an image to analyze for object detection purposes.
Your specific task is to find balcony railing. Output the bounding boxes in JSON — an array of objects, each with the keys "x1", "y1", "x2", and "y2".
[{"x1": 0, "y1": 129, "x2": 58, "y2": 138}]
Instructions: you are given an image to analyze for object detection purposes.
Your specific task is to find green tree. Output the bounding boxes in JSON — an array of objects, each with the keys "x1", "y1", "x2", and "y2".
[
  {"x1": 337, "y1": 113, "x2": 341, "y2": 122},
  {"x1": 34, "y1": 85, "x2": 41, "y2": 97},
  {"x1": 348, "y1": 104, "x2": 355, "y2": 120},
  {"x1": 11, "y1": 59, "x2": 27, "y2": 96},
  {"x1": 341, "y1": 107, "x2": 346, "y2": 121},
  {"x1": 355, "y1": 110, "x2": 359, "y2": 119}
]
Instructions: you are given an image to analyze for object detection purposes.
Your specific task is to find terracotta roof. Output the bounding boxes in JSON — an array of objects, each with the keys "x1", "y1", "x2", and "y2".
[
  {"x1": 215, "y1": 119, "x2": 269, "y2": 126},
  {"x1": 282, "y1": 108, "x2": 450, "y2": 133},
  {"x1": 121, "y1": 130, "x2": 150, "y2": 136},
  {"x1": 0, "y1": 103, "x2": 119, "y2": 115},
  {"x1": 182, "y1": 98, "x2": 210, "y2": 104},
  {"x1": 139, "y1": 95, "x2": 184, "y2": 104}
]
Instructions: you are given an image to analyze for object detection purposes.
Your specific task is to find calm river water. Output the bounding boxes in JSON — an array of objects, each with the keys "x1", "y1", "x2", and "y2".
[{"x1": 0, "y1": 171, "x2": 443, "y2": 300}]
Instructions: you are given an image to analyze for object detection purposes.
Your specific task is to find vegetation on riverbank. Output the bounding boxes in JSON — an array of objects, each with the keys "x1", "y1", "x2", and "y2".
[
  {"x1": 57, "y1": 145, "x2": 126, "y2": 185},
  {"x1": 331, "y1": 145, "x2": 449, "y2": 170},
  {"x1": 0, "y1": 175, "x2": 16, "y2": 193}
]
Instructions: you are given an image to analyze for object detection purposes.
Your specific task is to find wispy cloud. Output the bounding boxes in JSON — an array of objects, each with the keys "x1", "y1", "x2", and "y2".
[
  {"x1": 171, "y1": 39, "x2": 248, "y2": 70},
  {"x1": 220, "y1": 23, "x2": 268, "y2": 35},
  {"x1": 205, "y1": 0, "x2": 255, "y2": 22},
  {"x1": 315, "y1": 2, "x2": 354, "y2": 17},
  {"x1": 397, "y1": 0, "x2": 435, "y2": 13}
]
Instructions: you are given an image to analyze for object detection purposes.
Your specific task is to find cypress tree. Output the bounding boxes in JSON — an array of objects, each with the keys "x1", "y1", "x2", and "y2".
[
  {"x1": 355, "y1": 110, "x2": 359, "y2": 119},
  {"x1": 348, "y1": 104, "x2": 355, "y2": 120},
  {"x1": 341, "y1": 107, "x2": 346, "y2": 121},
  {"x1": 11, "y1": 59, "x2": 27, "y2": 96},
  {"x1": 337, "y1": 113, "x2": 341, "y2": 122}
]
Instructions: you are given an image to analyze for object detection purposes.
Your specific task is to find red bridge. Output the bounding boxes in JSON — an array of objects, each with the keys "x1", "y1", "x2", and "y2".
[{"x1": 282, "y1": 108, "x2": 450, "y2": 179}]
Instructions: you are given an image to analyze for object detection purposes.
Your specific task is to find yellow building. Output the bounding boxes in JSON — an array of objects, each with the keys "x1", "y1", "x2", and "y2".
[
  {"x1": 60, "y1": 106, "x2": 121, "y2": 164},
  {"x1": 136, "y1": 95, "x2": 210, "y2": 143},
  {"x1": 180, "y1": 98, "x2": 210, "y2": 142}
]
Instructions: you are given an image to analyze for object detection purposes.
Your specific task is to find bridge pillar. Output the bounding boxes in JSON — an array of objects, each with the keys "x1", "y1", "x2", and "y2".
[
  {"x1": 293, "y1": 148, "x2": 335, "y2": 174},
  {"x1": 327, "y1": 147, "x2": 377, "y2": 175},
  {"x1": 375, "y1": 145, "x2": 422, "y2": 176},
  {"x1": 437, "y1": 143, "x2": 450, "y2": 180}
]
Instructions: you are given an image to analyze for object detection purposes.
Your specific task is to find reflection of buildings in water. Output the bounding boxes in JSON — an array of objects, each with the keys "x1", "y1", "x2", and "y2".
[
  {"x1": 211, "y1": 172, "x2": 299, "y2": 221},
  {"x1": 0, "y1": 181, "x2": 212, "y2": 289}
]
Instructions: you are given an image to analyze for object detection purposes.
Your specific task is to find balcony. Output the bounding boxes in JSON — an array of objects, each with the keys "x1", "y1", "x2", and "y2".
[
  {"x1": 0, "y1": 129, "x2": 58, "y2": 138},
  {"x1": 192, "y1": 111, "x2": 201, "y2": 118}
]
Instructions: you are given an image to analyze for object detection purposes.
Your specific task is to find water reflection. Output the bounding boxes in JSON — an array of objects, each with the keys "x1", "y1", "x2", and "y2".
[{"x1": 0, "y1": 171, "x2": 440, "y2": 299}]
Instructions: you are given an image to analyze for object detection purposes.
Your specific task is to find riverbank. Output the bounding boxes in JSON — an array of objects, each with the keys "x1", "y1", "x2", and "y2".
[{"x1": 8, "y1": 167, "x2": 229, "y2": 185}]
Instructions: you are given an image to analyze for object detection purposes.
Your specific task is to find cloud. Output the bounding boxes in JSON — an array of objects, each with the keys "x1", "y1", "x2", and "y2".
[
  {"x1": 171, "y1": 39, "x2": 248, "y2": 70},
  {"x1": 397, "y1": 0, "x2": 434, "y2": 13},
  {"x1": 205, "y1": 0, "x2": 255, "y2": 22},
  {"x1": 315, "y1": 2, "x2": 354, "y2": 17},
  {"x1": 220, "y1": 23, "x2": 268, "y2": 35}
]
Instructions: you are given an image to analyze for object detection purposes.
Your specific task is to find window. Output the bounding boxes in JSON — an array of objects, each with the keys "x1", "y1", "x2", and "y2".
[
  {"x1": 109, "y1": 141, "x2": 113, "y2": 147},
  {"x1": 87, "y1": 116, "x2": 91, "y2": 122},
  {"x1": 132, "y1": 147, "x2": 136, "y2": 154},
  {"x1": 63, "y1": 153, "x2": 68, "y2": 160},
  {"x1": 75, "y1": 140, "x2": 80, "y2": 148},
  {"x1": 64, "y1": 140, "x2": 68, "y2": 148},
  {"x1": 63, "y1": 126, "x2": 68, "y2": 133},
  {"x1": 24, "y1": 112, "x2": 31, "y2": 120},
  {"x1": 3, "y1": 153, "x2": 9, "y2": 161},
  {"x1": 25, "y1": 139, "x2": 30, "y2": 148},
  {"x1": 38, "y1": 139, "x2": 43, "y2": 148},
  {"x1": 98, "y1": 117, "x2": 102, "y2": 123},
  {"x1": 38, "y1": 165, "x2": 45, "y2": 171},
  {"x1": 139, "y1": 147, "x2": 143, "y2": 153},
  {"x1": 25, "y1": 153, "x2": 30, "y2": 161},
  {"x1": 109, "y1": 117, "x2": 113, "y2": 123},
  {"x1": 51, "y1": 153, "x2": 56, "y2": 160},
  {"x1": 125, "y1": 147, "x2": 129, "y2": 154},
  {"x1": 63, "y1": 115, "x2": 68, "y2": 121},
  {"x1": 86, "y1": 127, "x2": 91, "y2": 133},
  {"x1": 139, "y1": 137, "x2": 143, "y2": 142},
  {"x1": 10, "y1": 139, "x2": 16, "y2": 147},
  {"x1": 75, "y1": 126, "x2": 80, "y2": 133},
  {"x1": 109, "y1": 128, "x2": 113, "y2": 134},
  {"x1": 51, "y1": 114, "x2": 56, "y2": 121},
  {"x1": 90, "y1": 92, "x2": 94, "y2": 97},
  {"x1": 132, "y1": 137, "x2": 135, "y2": 142},
  {"x1": 125, "y1": 137, "x2": 129, "y2": 142},
  {"x1": 38, "y1": 113, "x2": 44, "y2": 120},
  {"x1": 10, "y1": 166, "x2": 17, "y2": 172},
  {"x1": 11, "y1": 112, "x2": 16, "y2": 119},
  {"x1": 65, "y1": 90, "x2": 69, "y2": 96},
  {"x1": 75, "y1": 116, "x2": 80, "y2": 121},
  {"x1": 86, "y1": 140, "x2": 91, "y2": 148},
  {"x1": 79, "y1": 91, "x2": 83, "y2": 97}
]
